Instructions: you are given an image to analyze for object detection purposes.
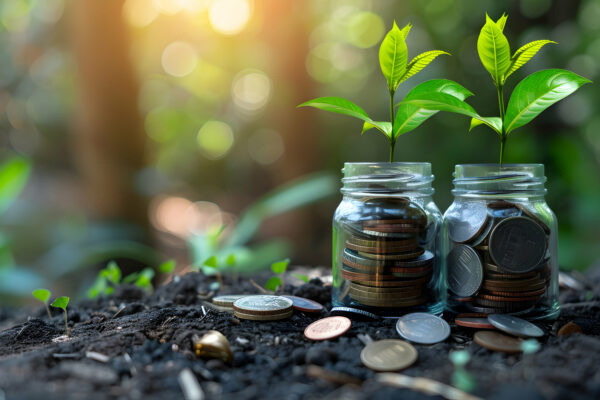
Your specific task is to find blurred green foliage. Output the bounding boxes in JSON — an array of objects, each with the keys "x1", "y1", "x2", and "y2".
[{"x1": 0, "y1": 0, "x2": 598, "y2": 303}]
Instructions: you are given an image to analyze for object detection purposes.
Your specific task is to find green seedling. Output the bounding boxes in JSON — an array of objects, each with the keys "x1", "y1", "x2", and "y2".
[
  {"x1": 51, "y1": 296, "x2": 70, "y2": 336},
  {"x1": 32, "y1": 288, "x2": 52, "y2": 319},
  {"x1": 400, "y1": 13, "x2": 591, "y2": 165},
  {"x1": 264, "y1": 258, "x2": 308, "y2": 292},
  {"x1": 203, "y1": 253, "x2": 235, "y2": 289},
  {"x1": 449, "y1": 350, "x2": 476, "y2": 393},
  {"x1": 88, "y1": 260, "x2": 173, "y2": 298},
  {"x1": 299, "y1": 21, "x2": 467, "y2": 162},
  {"x1": 159, "y1": 259, "x2": 176, "y2": 274}
]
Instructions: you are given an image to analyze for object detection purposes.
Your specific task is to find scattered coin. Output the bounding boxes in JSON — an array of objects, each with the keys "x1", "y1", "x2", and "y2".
[
  {"x1": 454, "y1": 313, "x2": 495, "y2": 329},
  {"x1": 304, "y1": 316, "x2": 351, "y2": 341},
  {"x1": 557, "y1": 321, "x2": 582, "y2": 336},
  {"x1": 488, "y1": 216, "x2": 547, "y2": 273},
  {"x1": 330, "y1": 306, "x2": 379, "y2": 320},
  {"x1": 396, "y1": 313, "x2": 450, "y2": 344},
  {"x1": 234, "y1": 309, "x2": 293, "y2": 321},
  {"x1": 360, "y1": 339, "x2": 418, "y2": 371},
  {"x1": 193, "y1": 330, "x2": 233, "y2": 363},
  {"x1": 473, "y1": 331, "x2": 523, "y2": 353},
  {"x1": 446, "y1": 201, "x2": 489, "y2": 243},
  {"x1": 212, "y1": 295, "x2": 248, "y2": 308},
  {"x1": 282, "y1": 296, "x2": 323, "y2": 313},
  {"x1": 487, "y1": 314, "x2": 544, "y2": 338},
  {"x1": 447, "y1": 245, "x2": 483, "y2": 297},
  {"x1": 233, "y1": 295, "x2": 293, "y2": 315}
]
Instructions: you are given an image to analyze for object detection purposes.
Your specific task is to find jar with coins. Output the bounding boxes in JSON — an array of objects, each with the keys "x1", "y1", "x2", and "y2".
[
  {"x1": 332, "y1": 162, "x2": 445, "y2": 317},
  {"x1": 445, "y1": 164, "x2": 559, "y2": 320}
]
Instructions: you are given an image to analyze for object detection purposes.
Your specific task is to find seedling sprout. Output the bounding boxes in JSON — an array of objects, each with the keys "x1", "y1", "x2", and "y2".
[
  {"x1": 32, "y1": 288, "x2": 52, "y2": 319},
  {"x1": 51, "y1": 296, "x2": 70, "y2": 337}
]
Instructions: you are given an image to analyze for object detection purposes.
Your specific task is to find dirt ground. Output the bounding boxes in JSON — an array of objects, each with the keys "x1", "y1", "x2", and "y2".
[{"x1": 0, "y1": 265, "x2": 599, "y2": 400}]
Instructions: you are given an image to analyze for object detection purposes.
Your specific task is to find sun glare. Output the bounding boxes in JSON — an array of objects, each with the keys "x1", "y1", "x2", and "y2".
[
  {"x1": 161, "y1": 41, "x2": 198, "y2": 77},
  {"x1": 208, "y1": 0, "x2": 251, "y2": 35}
]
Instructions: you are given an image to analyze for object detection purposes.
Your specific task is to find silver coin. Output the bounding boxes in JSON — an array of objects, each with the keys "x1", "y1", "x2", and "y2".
[
  {"x1": 212, "y1": 294, "x2": 248, "y2": 307},
  {"x1": 393, "y1": 250, "x2": 434, "y2": 268},
  {"x1": 470, "y1": 218, "x2": 494, "y2": 247},
  {"x1": 446, "y1": 201, "x2": 489, "y2": 243},
  {"x1": 330, "y1": 306, "x2": 380, "y2": 320},
  {"x1": 396, "y1": 312, "x2": 450, "y2": 344},
  {"x1": 233, "y1": 295, "x2": 293, "y2": 313},
  {"x1": 447, "y1": 245, "x2": 483, "y2": 298},
  {"x1": 489, "y1": 216, "x2": 547, "y2": 273},
  {"x1": 487, "y1": 314, "x2": 544, "y2": 338}
]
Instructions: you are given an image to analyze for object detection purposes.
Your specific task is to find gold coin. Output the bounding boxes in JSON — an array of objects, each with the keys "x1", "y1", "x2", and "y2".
[
  {"x1": 360, "y1": 339, "x2": 418, "y2": 371},
  {"x1": 352, "y1": 295, "x2": 427, "y2": 308}
]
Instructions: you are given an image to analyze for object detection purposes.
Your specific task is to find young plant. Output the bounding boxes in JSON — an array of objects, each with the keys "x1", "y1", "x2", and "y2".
[
  {"x1": 32, "y1": 288, "x2": 52, "y2": 319},
  {"x1": 88, "y1": 260, "x2": 174, "y2": 298},
  {"x1": 298, "y1": 21, "x2": 468, "y2": 162},
  {"x1": 202, "y1": 253, "x2": 235, "y2": 289},
  {"x1": 265, "y1": 258, "x2": 309, "y2": 292},
  {"x1": 449, "y1": 350, "x2": 476, "y2": 393},
  {"x1": 51, "y1": 296, "x2": 70, "y2": 336},
  {"x1": 400, "y1": 13, "x2": 591, "y2": 165}
]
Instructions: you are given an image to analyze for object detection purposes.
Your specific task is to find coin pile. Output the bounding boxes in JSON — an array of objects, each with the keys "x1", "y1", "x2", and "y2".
[
  {"x1": 447, "y1": 200, "x2": 551, "y2": 315},
  {"x1": 232, "y1": 295, "x2": 293, "y2": 321},
  {"x1": 340, "y1": 197, "x2": 435, "y2": 309}
]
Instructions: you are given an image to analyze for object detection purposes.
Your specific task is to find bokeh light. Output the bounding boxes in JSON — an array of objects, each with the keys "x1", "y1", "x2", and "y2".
[
  {"x1": 247, "y1": 129, "x2": 284, "y2": 165},
  {"x1": 231, "y1": 69, "x2": 271, "y2": 112},
  {"x1": 196, "y1": 120, "x2": 234, "y2": 160},
  {"x1": 346, "y1": 11, "x2": 384, "y2": 48},
  {"x1": 161, "y1": 41, "x2": 198, "y2": 77},
  {"x1": 208, "y1": 0, "x2": 251, "y2": 35},
  {"x1": 123, "y1": 0, "x2": 159, "y2": 28}
]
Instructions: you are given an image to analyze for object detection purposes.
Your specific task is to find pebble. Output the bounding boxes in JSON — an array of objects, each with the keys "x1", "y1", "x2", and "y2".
[{"x1": 558, "y1": 321, "x2": 582, "y2": 336}]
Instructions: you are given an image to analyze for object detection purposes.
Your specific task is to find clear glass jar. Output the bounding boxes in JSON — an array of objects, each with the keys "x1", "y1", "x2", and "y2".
[
  {"x1": 445, "y1": 164, "x2": 559, "y2": 320},
  {"x1": 332, "y1": 162, "x2": 445, "y2": 317}
]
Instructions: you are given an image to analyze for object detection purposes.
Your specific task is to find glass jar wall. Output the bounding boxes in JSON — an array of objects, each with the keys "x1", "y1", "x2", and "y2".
[
  {"x1": 332, "y1": 162, "x2": 445, "y2": 317},
  {"x1": 445, "y1": 164, "x2": 559, "y2": 320}
]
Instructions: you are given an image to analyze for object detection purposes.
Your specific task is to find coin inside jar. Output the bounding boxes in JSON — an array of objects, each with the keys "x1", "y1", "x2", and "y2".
[
  {"x1": 447, "y1": 244, "x2": 484, "y2": 298},
  {"x1": 446, "y1": 201, "x2": 488, "y2": 243},
  {"x1": 360, "y1": 339, "x2": 418, "y2": 371}
]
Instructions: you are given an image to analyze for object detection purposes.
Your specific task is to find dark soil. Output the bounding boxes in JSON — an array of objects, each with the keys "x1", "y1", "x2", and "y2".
[{"x1": 1, "y1": 266, "x2": 599, "y2": 400}]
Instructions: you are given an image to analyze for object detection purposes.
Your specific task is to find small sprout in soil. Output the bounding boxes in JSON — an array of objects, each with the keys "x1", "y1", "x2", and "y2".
[
  {"x1": 449, "y1": 350, "x2": 476, "y2": 393},
  {"x1": 265, "y1": 258, "x2": 290, "y2": 292},
  {"x1": 88, "y1": 260, "x2": 169, "y2": 298},
  {"x1": 203, "y1": 253, "x2": 235, "y2": 289},
  {"x1": 159, "y1": 259, "x2": 176, "y2": 274},
  {"x1": 51, "y1": 296, "x2": 70, "y2": 337},
  {"x1": 32, "y1": 288, "x2": 52, "y2": 319}
]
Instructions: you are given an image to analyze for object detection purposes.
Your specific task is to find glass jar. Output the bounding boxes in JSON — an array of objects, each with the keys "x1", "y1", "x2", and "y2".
[
  {"x1": 445, "y1": 164, "x2": 559, "y2": 321},
  {"x1": 332, "y1": 162, "x2": 445, "y2": 317}
]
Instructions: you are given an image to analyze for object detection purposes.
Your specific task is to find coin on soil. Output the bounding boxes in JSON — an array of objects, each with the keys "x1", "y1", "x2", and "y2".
[
  {"x1": 447, "y1": 244, "x2": 483, "y2": 298},
  {"x1": 487, "y1": 314, "x2": 544, "y2": 338},
  {"x1": 473, "y1": 331, "x2": 523, "y2": 353},
  {"x1": 212, "y1": 295, "x2": 248, "y2": 308},
  {"x1": 360, "y1": 339, "x2": 418, "y2": 371},
  {"x1": 233, "y1": 295, "x2": 293, "y2": 315},
  {"x1": 282, "y1": 296, "x2": 323, "y2": 313},
  {"x1": 488, "y1": 216, "x2": 547, "y2": 273},
  {"x1": 396, "y1": 313, "x2": 450, "y2": 344},
  {"x1": 304, "y1": 316, "x2": 351, "y2": 341},
  {"x1": 330, "y1": 307, "x2": 379, "y2": 320},
  {"x1": 454, "y1": 313, "x2": 495, "y2": 329}
]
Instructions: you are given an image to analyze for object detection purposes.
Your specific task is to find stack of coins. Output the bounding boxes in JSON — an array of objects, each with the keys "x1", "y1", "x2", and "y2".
[
  {"x1": 447, "y1": 200, "x2": 550, "y2": 314},
  {"x1": 232, "y1": 295, "x2": 293, "y2": 321},
  {"x1": 340, "y1": 197, "x2": 434, "y2": 309}
]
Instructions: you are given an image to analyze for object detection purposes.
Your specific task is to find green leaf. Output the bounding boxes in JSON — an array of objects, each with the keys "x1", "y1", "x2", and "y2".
[
  {"x1": 135, "y1": 267, "x2": 155, "y2": 289},
  {"x1": 204, "y1": 255, "x2": 218, "y2": 268},
  {"x1": 159, "y1": 259, "x2": 176, "y2": 273},
  {"x1": 102, "y1": 261, "x2": 121, "y2": 284},
  {"x1": 469, "y1": 117, "x2": 503, "y2": 133},
  {"x1": 297, "y1": 97, "x2": 372, "y2": 123},
  {"x1": 32, "y1": 288, "x2": 51, "y2": 303},
  {"x1": 503, "y1": 40, "x2": 556, "y2": 83},
  {"x1": 265, "y1": 276, "x2": 282, "y2": 291},
  {"x1": 0, "y1": 157, "x2": 31, "y2": 215},
  {"x1": 477, "y1": 13, "x2": 511, "y2": 85},
  {"x1": 393, "y1": 79, "x2": 474, "y2": 138},
  {"x1": 122, "y1": 272, "x2": 139, "y2": 284},
  {"x1": 504, "y1": 69, "x2": 591, "y2": 134},
  {"x1": 398, "y1": 50, "x2": 450, "y2": 85},
  {"x1": 361, "y1": 121, "x2": 392, "y2": 138},
  {"x1": 270, "y1": 258, "x2": 290, "y2": 274},
  {"x1": 495, "y1": 13, "x2": 508, "y2": 31},
  {"x1": 225, "y1": 253, "x2": 236, "y2": 266},
  {"x1": 292, "y1": 273, "x2": 309, "y2": 283},
  {"x1": 379, "y1": 21, "x2": 408, "y2": 92},
  {"x1": 400, "y1": 92, "x2": 502, "y2": 134},
  {"x1": 51, "y1": 296, "x2": 69, "y2": 310},
  {"x1": 399, "y1": 22, "x2": 412, "y2": 38}
]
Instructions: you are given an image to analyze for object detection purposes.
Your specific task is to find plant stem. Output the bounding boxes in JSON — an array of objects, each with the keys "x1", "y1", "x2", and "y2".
[
  {"x1": 389, "y1": 89, "x2": 395, "y2": 162},
  {"x1": 64, "y1": 310, "x2": 70, "y2": 337},
  {"x1": 497, "y1": 85, "x2": 506, "y2": 166},
  {"x1": 45, "y1": 304, "x2": 52, "y2": 319}
]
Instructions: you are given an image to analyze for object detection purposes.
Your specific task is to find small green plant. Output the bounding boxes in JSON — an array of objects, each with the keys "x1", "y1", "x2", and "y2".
[
  {"x1": 32, "y1": 288, "x2": 52, "y2": 319},
  {"x1": 299, "y1": 21, "x2": 469, "y2": 162},
  {"x1": 400, "y1": 13, "x2": 591, "y2": 165},
  {"x1": 265, "y1": 258, "x2": 308, "y2": 292},
  {"x1": 449, "y1": 350, "x2": 476, "y2": 393},
  {"x1": 202, "y1": 253, "x2": 235, "y2": 289},
  {"x1": 51, "y1": 296, "x2": 70, "y2": 336},
  {"x1": 87, "y1": 260, "x2": 174, "y2": 298}
]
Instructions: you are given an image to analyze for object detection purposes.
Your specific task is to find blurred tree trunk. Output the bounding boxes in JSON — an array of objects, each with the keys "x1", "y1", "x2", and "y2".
[{"x1": 69, "y1": 0, "x2": 148, "y2": 229}]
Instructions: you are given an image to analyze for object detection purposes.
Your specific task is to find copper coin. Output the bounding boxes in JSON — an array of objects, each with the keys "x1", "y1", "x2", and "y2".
[
  {"x1": 349, "y1": 282, "x2": 422, "y2": 294},
  {"x1": 450, "y1": 296, "x2": 473, "y2": 303},
  {"x1": 282, "y1": 296, "x2": 323, "y2": 313},
  {"x1": 483, "y1": 274, "x2": 543, "y2": 288},
  {"x1": 482, "y1": 287, "x2": 547, "y2": 298},
  {"x1": 455, "y1": 313, "x2": 495, "y2": 329},
  {"x1": 341, "y1": 268, "x2": 399, "y2": 282},
  {"x1": 341, "y1": 258, "x2": 431, "y2": 276},
  {"x1": 345, "y1": 240, "x2": 418, "y2": 254},
  {"x1": 485, "y1": 270, "x2": 540, "y2": 280},
  {"x1": 347, "y1": 236, "x2": 418, "y2": 248},
  {"x1": 346, "y1": 277, "x2": 431, "y2": 288},
  {"x1": 474, "y1": 331, "x2": 523, "y2": 353},
  {"x1": 473, "y1": 298, "x2": 537, "y2": 310},
  {"x1": 363, "y1": 218, "x2": 426, "y2": 227},
  {"x1": 477, "y1": 293, "x2": 542, "y2": 302},
  {"x1": 304, "y1": 316, "x2": 351, "y2": 341},
  {"x1": 357, "y1": 248, "x2": 425, "y2": 261},
  {"x1": 353, "y1": 296, "x2": 427, "y2": 308}
]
